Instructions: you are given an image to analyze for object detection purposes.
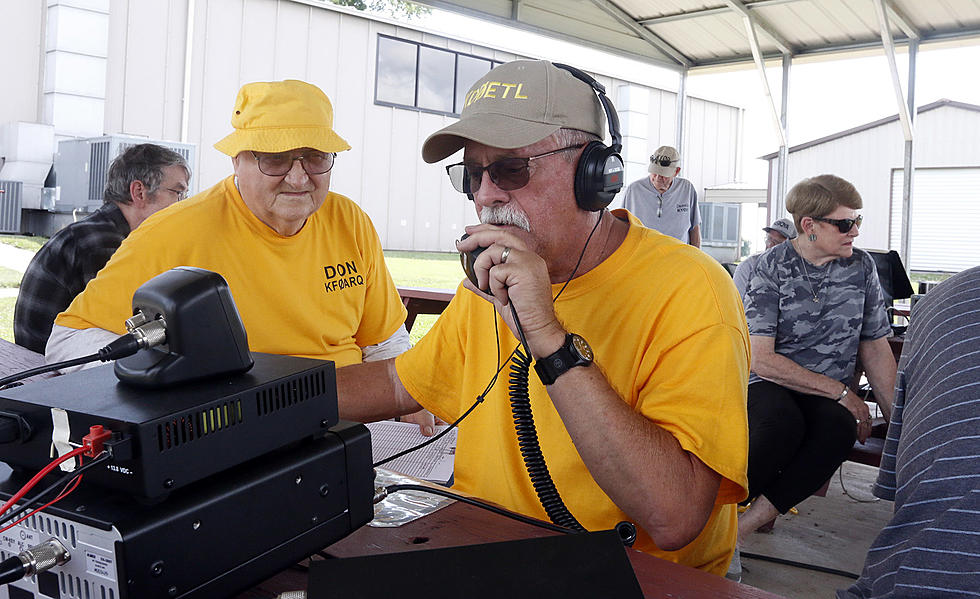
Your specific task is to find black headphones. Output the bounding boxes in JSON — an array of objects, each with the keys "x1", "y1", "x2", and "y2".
[{"x1": 553, "y1": 63, "x2": 624, "y2": 212}]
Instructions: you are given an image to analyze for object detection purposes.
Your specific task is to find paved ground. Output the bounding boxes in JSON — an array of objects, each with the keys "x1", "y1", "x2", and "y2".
[
  {"x1": 0, "y1": 242, "x2": 33, "y2": 273},
  {"x1": 739, "y1": 461, "x2": 893, "y2": 598}
]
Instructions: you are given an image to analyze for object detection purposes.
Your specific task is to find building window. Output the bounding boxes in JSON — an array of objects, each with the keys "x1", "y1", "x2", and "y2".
[
  {"x1": 700, "y1": 202, "x2": 740, "y2": 246},
  {"x1": 375, "y1": 35, "x2": 498, "y2": 116}
]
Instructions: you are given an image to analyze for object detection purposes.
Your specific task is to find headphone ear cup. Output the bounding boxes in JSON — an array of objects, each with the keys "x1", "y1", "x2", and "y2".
[{"x1": 574, "y1": 141, "x2": 624, "y2": 212}]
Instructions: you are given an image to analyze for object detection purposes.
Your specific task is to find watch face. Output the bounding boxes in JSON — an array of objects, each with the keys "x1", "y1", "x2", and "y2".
[{"x1": 570, "y1": 334, "x2": 593, "y2": 361}]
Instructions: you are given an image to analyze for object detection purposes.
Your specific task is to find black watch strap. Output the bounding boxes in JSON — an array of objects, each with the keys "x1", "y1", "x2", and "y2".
[{"x1": 534, "y1": 333, "x2": 593, "y2": 386}]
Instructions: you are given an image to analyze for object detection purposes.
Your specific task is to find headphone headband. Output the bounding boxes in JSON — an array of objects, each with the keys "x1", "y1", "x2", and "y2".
[
  {"x1": 552, "y1": 63, "x2": 622, "y2": 151},
  {"x1": 552, "y1": 63, "x2": 624, "y2": 212}
]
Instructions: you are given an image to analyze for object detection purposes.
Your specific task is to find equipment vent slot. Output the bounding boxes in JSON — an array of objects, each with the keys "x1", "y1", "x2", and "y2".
[
  {"x1": 88, "y1": 140, "x2": 111, "y2": 203},
  {"x1": 157, "y1": 400, "x2": 243, "y2": 452},
  {"x1": 255, "y1": 370, "x2": 325, "y2": 416}
]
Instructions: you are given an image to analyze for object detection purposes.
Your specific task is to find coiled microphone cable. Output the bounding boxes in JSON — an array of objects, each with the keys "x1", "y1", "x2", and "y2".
[{"x1": 508, "y1": 302, "x2": 585, "y2": 532}]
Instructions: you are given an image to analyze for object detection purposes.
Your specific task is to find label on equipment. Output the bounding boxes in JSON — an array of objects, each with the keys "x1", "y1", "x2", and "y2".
[
  {"x1": 0, "y1": 528, "x2": 39, "y2": 553},
  {"x1": 86, "y1": 551, "x2": 117, "y2": 581}
]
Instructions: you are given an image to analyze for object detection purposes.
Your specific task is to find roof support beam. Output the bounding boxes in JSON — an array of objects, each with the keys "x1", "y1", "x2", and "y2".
[
  {"x1": 676, "y1": 70, "x2": 687, "y2": 155},
  {"x1": 724, "y1": 0, "x2": 793, "y2": 55},
  {"x1": 511, "y1": 0, "x2": 521, "y2": 21},
  {"x1": 588, "y1": 0, "x2": 693, "y2": 68},
  {"x1": 874, "y1": 0, "x2": 914, "y2": 141},
  {"x1": 900, "y1": 39, "x2": 918, "y2": 271},
  {"x1": 886, "y1": 3, "x2": 920, "y2": 41},
  {"x1": 742, "y1": 13, "x2": 787, "y2": 148},
  {"x1": 775, "y1": 54, "x2": 791, "y2": 218},
  {"x1": 639, "y1": 0, "x2": 801, "y2": 26}
]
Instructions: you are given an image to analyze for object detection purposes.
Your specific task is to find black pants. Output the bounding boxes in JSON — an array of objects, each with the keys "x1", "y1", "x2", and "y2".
[{"x1": 746, "y1": 380, "x2": 857, "y2": 514}]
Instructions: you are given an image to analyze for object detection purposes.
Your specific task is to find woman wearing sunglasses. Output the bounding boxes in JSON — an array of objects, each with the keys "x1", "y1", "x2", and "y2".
[{"x1": 735, "y1": 174, "x2": 897, "y2": 551}]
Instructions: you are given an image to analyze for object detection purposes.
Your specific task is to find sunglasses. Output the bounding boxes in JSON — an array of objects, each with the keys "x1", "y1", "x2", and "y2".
[
  {"x1": 813, "y1": 215, "x2": 863, "y2": 233},
  {"x1": 651, "y1": 155, "x2": 676, "y2": 167},
  {"x1": 251, "y1": 150, "x2": 336, "y2": 177},
  {"x1": 446, "y1": 145, "x2": 583, "y2": 196}
]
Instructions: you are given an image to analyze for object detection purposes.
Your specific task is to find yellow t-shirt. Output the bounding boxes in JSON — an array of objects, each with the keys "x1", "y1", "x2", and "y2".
[
  {"x1": 56, "y1": 176, "x2": 406, "y2": 366},
  {"x1": 395, "y1": 210, "x2": 749, "y2": 575}
]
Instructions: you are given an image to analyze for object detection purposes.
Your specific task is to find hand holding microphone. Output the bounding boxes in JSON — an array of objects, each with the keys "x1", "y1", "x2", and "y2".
[{"x1": 457, "y1": 226, "x2": 565, "y2": 359}]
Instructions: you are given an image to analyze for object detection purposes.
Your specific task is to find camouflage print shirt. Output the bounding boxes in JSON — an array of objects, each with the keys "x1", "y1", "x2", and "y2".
[{"x1": 743, "y1": 241, "x2": 890, "y2": 385}]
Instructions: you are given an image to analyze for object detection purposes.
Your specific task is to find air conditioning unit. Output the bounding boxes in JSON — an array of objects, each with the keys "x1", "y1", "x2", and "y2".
[
  {"x1": 54, "y1": 135, "x2": 196, "y2": 213},
  {"x1": 0, "y1": 180, "x2": 23, "y2": 233}
]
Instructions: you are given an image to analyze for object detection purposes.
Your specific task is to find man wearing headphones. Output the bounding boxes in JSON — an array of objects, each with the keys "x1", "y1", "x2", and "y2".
[
  {"x1": 622, "y1": 146, "x2": 702, "y2": 246},
  {"x1": 337, "y1": 60, "x2": 750, "y2": 575}
]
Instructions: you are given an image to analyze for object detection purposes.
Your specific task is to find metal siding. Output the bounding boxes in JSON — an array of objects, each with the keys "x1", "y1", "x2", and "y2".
[
  {"x1": 891, "y1": 168, "x2": 980, "y2": 272},
  {"x1": 274, "y1": 1, "x2": 313, "y2": 79},
  {"x1": 889, "y1": 168, "x2": 902, "y2": 250},
  {"x1": 107, "y1": 0, "x2": 743, "y2": 251}
]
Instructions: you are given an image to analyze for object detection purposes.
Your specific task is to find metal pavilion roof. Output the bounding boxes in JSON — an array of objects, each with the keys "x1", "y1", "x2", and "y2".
[{"x1": 413, "y1": 0, "x2": 980, "y2": 70}]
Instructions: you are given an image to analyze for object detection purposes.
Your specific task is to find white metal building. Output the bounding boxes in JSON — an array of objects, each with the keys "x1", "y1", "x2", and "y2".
[
  {"x1": 762, "y1": 99, "x2": 980, "y2": 272},
  {"x1": 0, "y1": 0, "x2": 745, "y2": 252}
]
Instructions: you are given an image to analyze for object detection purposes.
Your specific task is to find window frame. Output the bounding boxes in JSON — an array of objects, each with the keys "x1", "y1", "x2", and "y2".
[{"x1": 374, "y1": 34, "x2": 501, "y2": 117}]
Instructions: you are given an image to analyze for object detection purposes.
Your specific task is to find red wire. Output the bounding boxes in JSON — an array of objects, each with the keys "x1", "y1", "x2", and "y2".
[
  {"x1": 0, "y1": 474, "x2": 85, "y2": 535},
  {"x1": 0, "y1": 446, "x2": 88, "y2": 519}
]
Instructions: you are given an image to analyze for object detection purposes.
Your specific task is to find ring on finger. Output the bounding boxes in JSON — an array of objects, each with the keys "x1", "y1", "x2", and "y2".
[{"x1": 500, "y1": 246, "x2": 511, "y2": 264}]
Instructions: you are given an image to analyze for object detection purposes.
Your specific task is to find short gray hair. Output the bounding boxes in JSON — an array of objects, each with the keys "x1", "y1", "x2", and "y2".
[
  {"x1": 104, "y1": 144, "x2": 190, "y2": 205},
  {"x1": 553, "y1": 128, "x2": 600, "y2": 163}
]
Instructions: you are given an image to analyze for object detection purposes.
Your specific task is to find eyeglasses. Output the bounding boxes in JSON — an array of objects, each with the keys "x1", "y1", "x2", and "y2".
[
  {"x1": 164, "y1": 188, "x2": 188, "y2": 202},
  {"x1": 813, "y1": 215, "x2": 863, "y2": 234},
  {"x1": 251, "y1": 151, "x2": 336, "y2": 176},
  {"x1": 446, "y1": 145, "x2": 584, "y2": 196},
  {"x1": 651, "y1": 154, "x2": 676, "y2": 167}
]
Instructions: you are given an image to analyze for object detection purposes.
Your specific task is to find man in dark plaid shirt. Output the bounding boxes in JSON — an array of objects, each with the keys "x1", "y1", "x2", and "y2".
[{"x1": 13, "y1": 144, "x2": 190, "y2": 353}]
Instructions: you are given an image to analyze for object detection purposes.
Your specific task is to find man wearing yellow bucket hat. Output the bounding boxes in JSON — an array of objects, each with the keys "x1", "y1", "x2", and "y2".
[{"x1": 47, "y1": 80, "x2": 409, "y2": 368}]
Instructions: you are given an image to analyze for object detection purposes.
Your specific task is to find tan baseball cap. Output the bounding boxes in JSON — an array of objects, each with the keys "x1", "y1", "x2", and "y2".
[
  {"x1": 214, "y1": 80, "x2": 350, "y2": 156},
  {"x1": 649, "y1": 145, "x2": 680, "y2": 177},
  {"x1": 421, "y1": 60, "x2": 606, "y2": 164}
]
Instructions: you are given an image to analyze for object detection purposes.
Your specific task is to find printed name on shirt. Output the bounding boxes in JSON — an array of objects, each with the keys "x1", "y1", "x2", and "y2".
[
  {"x1": 676, "y1": 204, "x2": 689, "y2": 213},
  {"x1": 323, "y1": 260, "x2": 364, "y2": 293}
]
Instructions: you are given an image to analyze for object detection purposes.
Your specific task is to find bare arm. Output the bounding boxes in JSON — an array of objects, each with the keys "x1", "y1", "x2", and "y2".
[
  {"x1": 541, "y1": 351, "x2": 721, "y2": 550},
  {"x1": 459, "y1": 224, "x2": 722, "y2": 551},
  {"x1": 751, "y1": 334, "x2": 872, "y2": 440},
  {"x1": 857, "y1": 336, "x2": 896, "y2": 421},
  {"x1": 688, "y1": 224, "x2": 701, "y2": 248},
  {"x1": 336, "y1": 358, "x2": 422, "y2": 423}
]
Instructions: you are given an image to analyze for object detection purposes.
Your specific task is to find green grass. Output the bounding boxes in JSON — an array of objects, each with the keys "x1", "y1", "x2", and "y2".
[
  {"x1": 0, "y1": 297, "x2": 15, "y2": 343},
  {"x1": 0, "y1": 235, "x2": 47, "y2": 252},
  {"x1": 383, "y1": 250, "x2": 463, "y2": 290},
  {"x1": 0, "y1": 266, "x2": 22, "y2": 288},
  {"x1": 383, "y1": 250, "x2": 465, "y2": 344}
]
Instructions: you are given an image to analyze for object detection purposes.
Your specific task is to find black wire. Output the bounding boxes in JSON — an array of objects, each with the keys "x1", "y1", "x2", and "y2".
[
  {"x1": 0, "y1": 453, "x2": 112, "y2": 528},
  {"x1": 0, "y1": 333, "x2": 144, "y2": 390},
  {"x1": 373, "y1": 398, "x2": 483, "y2": 468},
  {"x1": 0, "y1": 353, "x2": 100, "y2": 389},
  {"x1": 740, "y1": 551, "x2": 860, "y2": 580},
  {"x1": 385, "y1": 483, "x2": 575, "y2": 534}
]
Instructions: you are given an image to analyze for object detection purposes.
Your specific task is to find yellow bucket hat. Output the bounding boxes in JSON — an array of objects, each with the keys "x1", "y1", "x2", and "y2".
[{"x1": 214, "y1": 80, "x2": 351, "y2": 156}]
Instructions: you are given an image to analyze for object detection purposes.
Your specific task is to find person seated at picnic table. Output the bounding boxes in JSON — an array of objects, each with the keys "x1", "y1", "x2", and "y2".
[{"x1": 737, "y1": 174, "x2": 897, "y2": 545}]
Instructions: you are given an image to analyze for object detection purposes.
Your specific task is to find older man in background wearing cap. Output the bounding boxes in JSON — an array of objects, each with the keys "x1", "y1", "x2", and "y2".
[
  {"x1": 46, "y1": 80, "x2": 409, "y2": 369},
  {"x1": 621, "y1": 146, "x2": 701, "y2": 247},
  {"x1": 732, "y1": 217, "x2": 797, "y2": 297},
  {"x1": 336, "y1": 60, "x2": 750, "y2": 576}
]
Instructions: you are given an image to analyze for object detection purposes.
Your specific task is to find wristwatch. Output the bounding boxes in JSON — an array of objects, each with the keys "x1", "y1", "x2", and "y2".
[
  {"x1": 534, "y1": 333, "x2": 594, "y2": 385},
  {"x1": 837, "y1": 385, "x2": 850, "y2": 402}
]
